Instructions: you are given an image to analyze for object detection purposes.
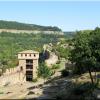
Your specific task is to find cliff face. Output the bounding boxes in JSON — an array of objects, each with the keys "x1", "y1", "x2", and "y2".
[
  {"x1": 0, "y1": 29, "x2": 64, "y2": 35},
  {"x1": 45, "y1": 52, "x2": 58, "y2": 66}
]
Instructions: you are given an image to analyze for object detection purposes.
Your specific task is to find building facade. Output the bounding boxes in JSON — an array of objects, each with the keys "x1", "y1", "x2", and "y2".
[{"x1": 18, "y1": 50, "x2": 39, "y2": 81}]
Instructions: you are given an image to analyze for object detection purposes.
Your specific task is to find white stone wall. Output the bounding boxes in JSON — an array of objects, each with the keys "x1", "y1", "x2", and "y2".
[
  {"x1": 45, "y1": 52, "x2": 58, "y2": 67},
  {"x1": 0, "y1": 67, "x2": 25, "y2": 86},
  {"x1": 18, "y1": 53, "x2": 39, "y2": 60},
  {"x1": 19, "y1": 60, "x2": 26, "y2": 74},
  {"x1": 33, "y1": 59, "x2": 38, "y2": 78},
  {"x1": 3, "y1": 67, "x2": 19, "y2": 76}
]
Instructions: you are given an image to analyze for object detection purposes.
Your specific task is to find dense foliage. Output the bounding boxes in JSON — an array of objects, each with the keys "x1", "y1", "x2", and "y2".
[
  {"x1": 38, "y1": 63, "x2": 53, "y2": 79},
  {"x1": 56, "y1": 46, "x2": 70, "y2": 59},
  {"x1": 54, "y1": 39, "x2": 72, "y2": 59},
  {"x1": 0, "y1": 32, "x2": 67, "y2": 69},
  {"x1": 0, "y1": 20, "x2": 62, "y2": 31},
  {"x1": 70, "y1": 27, "x2": 100, "y2": 84}
]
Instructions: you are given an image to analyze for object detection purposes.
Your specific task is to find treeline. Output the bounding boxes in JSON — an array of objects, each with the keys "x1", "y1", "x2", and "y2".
[{"x1": 0, "y1": 20, "x2": 62, "y2": 31}]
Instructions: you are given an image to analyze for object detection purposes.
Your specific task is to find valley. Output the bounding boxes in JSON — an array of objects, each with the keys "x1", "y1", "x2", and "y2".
[{"x1": 0, "y1": 21, "x2": 100, "y2": 100}]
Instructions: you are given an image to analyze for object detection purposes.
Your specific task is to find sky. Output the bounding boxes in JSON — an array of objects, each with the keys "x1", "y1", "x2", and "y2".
[{"x1": 0, "y1": 1, "x2": 100, "y2": 31}]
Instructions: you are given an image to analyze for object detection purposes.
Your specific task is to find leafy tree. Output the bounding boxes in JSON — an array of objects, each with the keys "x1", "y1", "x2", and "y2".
[
  {"x1": 70, "y1": 30, "x2": 97, "y2": 84},
  {"x1": 38, "y1": 63, "x2": 53, "y2": 79},
  {"x1": 55, "y1": 45, "x2": 70, "y2": 59}
]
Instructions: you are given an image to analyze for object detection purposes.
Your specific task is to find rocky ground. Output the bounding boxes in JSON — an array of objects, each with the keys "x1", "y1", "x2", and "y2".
[
  {"x1": 0, "y1": 60, "x2": 67, "y2": 99},
  {"x1": 0, "y1": 72, "x2": 99, "y2": 99},
  {"x1": 0, "y1": 76, "x2": 66, "y2": 99},
  {"x1": 0, "y1": 77, "x2": 73, "y2": 99},
  {"x1": 0, "y1": 60, "x2": 99, "y2": 99},
  {"x1": 0, "y1": 78, "x2": 44, "y2": 99}
]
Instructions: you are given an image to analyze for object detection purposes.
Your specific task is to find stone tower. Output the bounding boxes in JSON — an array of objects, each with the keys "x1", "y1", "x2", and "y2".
[{"x1": 18, "y1": 50, "x2": 39, "y2": 81}]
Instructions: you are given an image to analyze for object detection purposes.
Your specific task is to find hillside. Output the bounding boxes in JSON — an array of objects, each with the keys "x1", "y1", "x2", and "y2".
[
  {"x1": 0, "y1": 20, "x2": 62, "y2": 31},
  {"x1": 0, "y1": 32, "x2": 67, "y2": 68}
]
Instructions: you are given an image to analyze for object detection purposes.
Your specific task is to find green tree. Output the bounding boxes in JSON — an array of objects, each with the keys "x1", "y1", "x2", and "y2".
[
  {"x1": 70, "y1": 30, "x2": 96, "y2": 84},
  {"x1": 38, "y1": 63, "x2": 53, "y2": 79}
]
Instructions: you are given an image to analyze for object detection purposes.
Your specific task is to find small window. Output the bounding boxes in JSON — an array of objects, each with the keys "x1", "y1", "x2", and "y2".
[
  {"x1": 25, "y1": 54, "x2": 27, "y2": 56},
  {"x1": 29, "y1": 54, "x2": 31, "y2": 57},
  {"x1": 34, "y1": 54, "x2": 36, "y2": 57},
  {"x1": 21, "y1": 54, "x2": 23, "y2": 57},
  {"x1": 20, "y1": 66, "x2": 23, "y2": 71}
]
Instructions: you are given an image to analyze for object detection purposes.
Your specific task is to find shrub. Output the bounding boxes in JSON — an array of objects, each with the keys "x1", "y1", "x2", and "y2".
[
  {"x1": 61, "y1": 69, "x2": 69, "y2": 77},
  {"x1": 0, "y1": 92, "x2": 4, "y2": 94},
  {"x1": 72, "y1": 82, "x2": 93, "y2": 95},
  {"x1": 38, "y1": 63, "x2": 53, "y2": 79},
  {"x1": 52, "y1": 64, "x2": 60, "y2": 69},
  {"x1": 32, "y1": 78, "x2": 38, "y2": 82}
]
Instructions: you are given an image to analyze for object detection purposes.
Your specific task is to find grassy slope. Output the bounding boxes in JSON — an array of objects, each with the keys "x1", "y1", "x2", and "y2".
[{"x1": 0, "y1": 32, "x2": 66, "y2": 68}]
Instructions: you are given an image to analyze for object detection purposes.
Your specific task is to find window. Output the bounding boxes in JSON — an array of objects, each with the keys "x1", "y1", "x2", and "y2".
[
  {"x1": 26, "y1": 59, "x2": 33, "y2": 64},
  {"x1": 34, "y1": 54, "x2": 36, "y2": 57},
  {"x1": 29, "y1": 54, "x2": 31, "y2": 57},
  {"x1": 25, "y1": 54, "x2": 27, "y2": 56},
  {"x1": 20, "y1": 66, "x2": 23, "y2": 71},
  {"x1": 26, "y1": 71, "x2": 33, "y2": 81},
  {"x1": 26, "y1": 65, "x2": 33, "y2": 69},
  {"x1": 21, "y1": 54, "x2": 23, "y2": 57}
]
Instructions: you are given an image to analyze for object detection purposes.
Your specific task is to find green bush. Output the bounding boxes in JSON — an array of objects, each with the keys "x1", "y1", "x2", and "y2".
[
  {"x1": 0, "y1": 92, "x2": 4, "y2": 94},
  {"x1": 38, "y1": 63, "x2": 53, "y2": 79},
  {"x1": 52, "y1": 64, "x2": 60, "y2": 69},
  {"x1": 32, "y1": 78, "x2": 38, "y2": 82}
]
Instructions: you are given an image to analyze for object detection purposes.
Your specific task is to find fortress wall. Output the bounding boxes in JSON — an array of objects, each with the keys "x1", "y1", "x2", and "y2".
[
  {"x1": 3, "y1": 67, "x2": 19, "y2": 76},
  {"x1": 0, "y1": 72, "x2": 25, "y2": 86},
  {"x1": 0, "y1": 67, "x2": 25, "y2": 86}
]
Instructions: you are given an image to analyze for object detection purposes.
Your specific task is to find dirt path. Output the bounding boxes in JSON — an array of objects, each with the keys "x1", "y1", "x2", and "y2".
[{"x1": 0, "y1": 79, "x2": 45, "y2": 99}]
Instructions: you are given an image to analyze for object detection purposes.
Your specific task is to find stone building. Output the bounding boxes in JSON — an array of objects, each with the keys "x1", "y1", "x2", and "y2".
[
  {"x1": 0, "y1": 50, "x2": 39, "y2": 86},
  {"x1": 18, "y1": 50, "x2": 39, "y2": 81}
]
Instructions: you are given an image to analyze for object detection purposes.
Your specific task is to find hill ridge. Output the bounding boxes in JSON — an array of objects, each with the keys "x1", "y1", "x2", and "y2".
[{"x1": 0, "y1": 20, "x2": 62, "y2": 32}]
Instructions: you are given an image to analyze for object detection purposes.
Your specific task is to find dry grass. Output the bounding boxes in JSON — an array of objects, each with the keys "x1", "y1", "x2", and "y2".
[{"x1": 72, "y1": 72, "x2": 100, "y2": 84}]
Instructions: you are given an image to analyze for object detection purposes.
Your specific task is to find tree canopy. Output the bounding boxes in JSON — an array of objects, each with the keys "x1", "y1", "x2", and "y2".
[
  {"x1": 0, "y1": 32, "x2": 67, "y2": 69},
  {"x1": 70, "y1": 27, "x2": 100, "y2": 84}
]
